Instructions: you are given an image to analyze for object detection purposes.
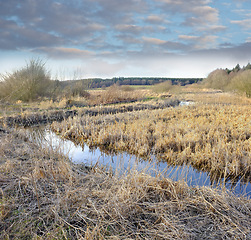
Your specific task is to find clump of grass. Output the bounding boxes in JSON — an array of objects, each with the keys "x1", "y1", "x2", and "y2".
[
  {"x1": 0, "y1": 128, "x2": 250, "y2": 239},
  {"x1": 178, "y1": 86, "x2": 251, "y2": 105},
  {"x1": 152, "y1": 80, "x2": 173, "y2": 93},
  {"x1": 152, "y1": 80, "x2": 182, "y2": 95},
  {"x1": 88, "y1": 84, "x2": 143, "y2": 105}
]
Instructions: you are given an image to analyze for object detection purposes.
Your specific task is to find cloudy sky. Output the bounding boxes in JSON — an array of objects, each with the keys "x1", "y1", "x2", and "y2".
[{"x1": 0, "y1": 0, "x2": 251, "y2": 79}]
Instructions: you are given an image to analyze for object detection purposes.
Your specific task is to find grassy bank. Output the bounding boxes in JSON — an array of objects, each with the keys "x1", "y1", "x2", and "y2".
[{"x1": 0, "y1": 128, "x2": 250, "y2": 239}]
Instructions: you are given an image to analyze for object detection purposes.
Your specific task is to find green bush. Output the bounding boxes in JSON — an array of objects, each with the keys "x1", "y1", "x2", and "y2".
[{"x1": 0, "y1": 58, "x2": 51, "y2": 102}]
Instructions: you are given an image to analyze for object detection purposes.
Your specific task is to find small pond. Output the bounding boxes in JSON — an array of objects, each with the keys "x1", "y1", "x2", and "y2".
[{"x1": 27, "y1": 127, "x2": 251, "y2": 198}]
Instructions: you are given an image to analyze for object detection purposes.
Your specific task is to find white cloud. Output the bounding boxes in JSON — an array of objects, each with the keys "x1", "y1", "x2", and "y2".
[
  {"x1": 192, "y1": 6, "x2": 219, "y2": 22},
  {"x1": 196, "y1": 35, "x2": 218, "y2": 49},
  {"x1": 142, "y1": 37, "x2": 166, "y2": 45},
  {"x1": 231, "y1": 19, "x2": 251, "y2": 29},
  {"x1": 179, "y1": 35, "x2": 199, "y2": 40},
  {"x1": 179, "y1": 34, "x2": 218, "y2": 49},
  {"x1": 156, "y1": 0, "x2": 223, "y2": 34},
  {"x1": 198, "y1": 25, "x2": 227, "y2": 33},
  {"x1": 145, "y1": 15, "x2": 168, "y2": 24}
]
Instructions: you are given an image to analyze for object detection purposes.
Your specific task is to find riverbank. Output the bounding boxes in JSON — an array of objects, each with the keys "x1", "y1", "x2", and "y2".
[{"x1": 0, "y1": 127, "x2": 250, "y2": 239}]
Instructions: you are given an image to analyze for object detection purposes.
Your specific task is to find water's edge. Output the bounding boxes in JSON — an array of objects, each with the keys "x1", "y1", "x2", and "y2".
[{"x1": 26, "y1": 126, "x2": 251, "y2": 198}]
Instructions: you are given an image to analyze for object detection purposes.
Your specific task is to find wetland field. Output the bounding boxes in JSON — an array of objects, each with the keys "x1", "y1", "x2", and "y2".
[{"x1": 0, "y1": 86, "x2": 251, "y2": 239}]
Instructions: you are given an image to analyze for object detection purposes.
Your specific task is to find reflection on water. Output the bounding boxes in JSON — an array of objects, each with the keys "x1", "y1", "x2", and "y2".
[
  {"x1": 179, "y1": 101, "x2": 195, "y2": 106},
  {"x1": 27, "y1": 127, "x2": 251, "y2": 198}
]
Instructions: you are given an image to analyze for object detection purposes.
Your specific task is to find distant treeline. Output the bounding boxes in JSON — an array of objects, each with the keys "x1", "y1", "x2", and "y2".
[
  {"x1": 0, "y1": 58, "x2": 204, "y2": 102},
  {"x1": 60, "y1": 77, "x2": 203, "y2": 89}
]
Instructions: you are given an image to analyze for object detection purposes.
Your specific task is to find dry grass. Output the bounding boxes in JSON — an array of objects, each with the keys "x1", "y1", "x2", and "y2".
[
  {"x1": 88, "y1": 86, "x2": 153, "y2": 105},
  {"x1": 1, "y1": 88, "x2": 251, "y2": 239},
  {"x1": 179, "y1": 85, "x2": 251, "y2": 105},
  {"x1": 1, "y1": 99, "x2": 180, "y2": 127},
  {"x1": 0, "y1": 88, "x2": 153, "y2": 121},
  {"x1": 51, "y1": 101, "x2": 251, "y2": 183},
  {"x1": 0, "y1": 128, "x2": 250, "y2": 239}
]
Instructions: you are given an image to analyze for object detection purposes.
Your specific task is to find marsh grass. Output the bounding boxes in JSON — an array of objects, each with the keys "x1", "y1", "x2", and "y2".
[
  {"x1": 179, "y1": 86, "x2": 251, "y2": 105},
  {"x1": 0, "y1": 88, "x2": 153, "y2": 121},
  {"x1": 88, "y1": 85, "x2": 152, "y2": 105},
  {"x1": 1, "y1": 88, "x2": 251, "y2": 239},
  {"x1": 0, "y1": 128, "x2": 250, "y2": 239},
  {"x1": 51, "y1": 101, "x2": 251, "y2": 183},
  {"x1": 152, "y1": 80, "x2": 182, "y2": 94},
  {"x1": 1, "y1": 99, "x2": 180, "y2": 128}
]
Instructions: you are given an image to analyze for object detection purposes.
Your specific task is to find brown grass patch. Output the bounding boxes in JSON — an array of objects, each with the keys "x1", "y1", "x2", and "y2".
[
  {"x1": 0, "y1": 128, "x2": 250, "y2": 239},
  {"x1": 179, "y1": 85, "x2": 251, "y2": 105},
  {"x1": 51, "y1": 102, "x2": 251, "y2": 182}
]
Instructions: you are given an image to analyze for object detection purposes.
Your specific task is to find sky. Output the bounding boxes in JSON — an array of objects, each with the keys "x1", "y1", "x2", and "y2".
[{"x1": 0, "y1": 0, "x2": 251, "y2": 79}]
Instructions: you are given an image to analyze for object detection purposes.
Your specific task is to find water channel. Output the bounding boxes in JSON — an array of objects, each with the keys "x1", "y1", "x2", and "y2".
[{"x1": 27, "y1": 126, "x2": 251, "y2": 198}]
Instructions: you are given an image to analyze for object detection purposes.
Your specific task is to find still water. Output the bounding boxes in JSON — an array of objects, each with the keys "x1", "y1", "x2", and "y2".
[{"x1": 28, "y1": 127, "x2": 251, "y2": 198}]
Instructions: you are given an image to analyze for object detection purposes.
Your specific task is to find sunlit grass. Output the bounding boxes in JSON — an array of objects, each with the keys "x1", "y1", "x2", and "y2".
[{"x1": 51, "y1": 97, "x2": 251, "y2": 183}]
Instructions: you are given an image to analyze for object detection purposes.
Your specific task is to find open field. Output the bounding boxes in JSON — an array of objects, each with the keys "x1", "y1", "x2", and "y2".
[
  {"x1": 0, "y1": 87, "x2": 251, "y2": 239},
  {"x1": 179, "y1": 85, "x2": 251, "y2": 105}
]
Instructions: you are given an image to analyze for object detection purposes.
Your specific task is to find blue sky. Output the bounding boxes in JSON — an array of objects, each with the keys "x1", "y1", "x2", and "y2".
[{"x1": 0, "y1": 0, "x2": 251, "y2": 79}]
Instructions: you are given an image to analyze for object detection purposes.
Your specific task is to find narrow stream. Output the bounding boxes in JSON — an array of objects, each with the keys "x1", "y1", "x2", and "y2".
[{"x1": 27, "y1": 126, "x2": 251, "y2": 198}]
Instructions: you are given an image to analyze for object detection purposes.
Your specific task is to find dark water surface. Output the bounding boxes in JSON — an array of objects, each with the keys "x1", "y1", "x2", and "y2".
[{"x1": 27, "y1": 127, "x2": 251, "y2": 198}]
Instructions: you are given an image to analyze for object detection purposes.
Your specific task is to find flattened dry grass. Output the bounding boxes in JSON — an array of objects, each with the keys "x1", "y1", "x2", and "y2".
[{"x1": 1, "y1": 128, "x2": 250, "y2": 239}]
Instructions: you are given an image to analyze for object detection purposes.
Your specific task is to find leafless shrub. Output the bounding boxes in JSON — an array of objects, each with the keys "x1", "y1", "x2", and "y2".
[
  {"x1": 0, "y1": 58, "x2": 51, "y2": 102},
  {"x1": 229, "y1": 70, "x2": 251, "y2": 97}
]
